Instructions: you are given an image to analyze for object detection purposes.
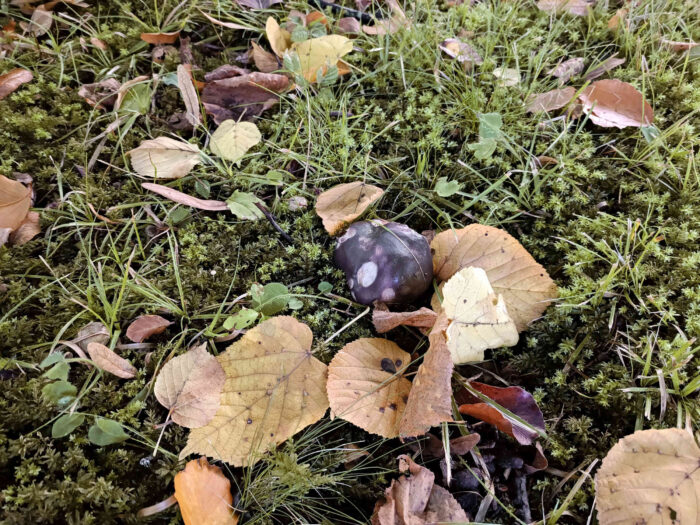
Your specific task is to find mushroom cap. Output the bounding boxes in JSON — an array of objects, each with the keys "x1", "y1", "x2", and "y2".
[{"x1": 334, "y1": 220, "x2": 433, "y2": 305}]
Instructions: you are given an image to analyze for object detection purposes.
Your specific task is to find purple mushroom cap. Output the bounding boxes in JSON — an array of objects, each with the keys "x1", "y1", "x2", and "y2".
[{"x1": 334, "y1": 220, "x2": 433, "y2": 305}]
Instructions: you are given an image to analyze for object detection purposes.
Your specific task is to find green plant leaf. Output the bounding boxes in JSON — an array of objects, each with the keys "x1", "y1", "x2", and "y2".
[
  {"x1": 43, "y1": 361, "x2": 69, "y2": 381},
  {"x1": 641, "y1": 125, "x2": 661, "y2": 143},
  {"x1": 223, "y1": 309, "x2": 259, "y2": 330},
  {"x1": 226, "y1": 191, "x2": 265, "y2": 220},
  {"x1": 52, "y1": 413, "x2": 85, "y2": 438},
  {"x1": 195, "y1": 179, "x2": 211, "y2": 198},
  {"x1": 477, "y1": 112, "x2": 503, "y2": 139},
  {"x1": 88, "y1": 418, "x2": 129, "y2": 446},
  {"x1": 468, "y1": 138, "x2": 497, "y2": 159},
  {"x1": 435, "y1": 177, "x2": 462, "y2": 197},
  {"x1": 318, "y1": 281, "x2": 333, "y2": 293},
  {"x1": 210, "y1": 120, "x2": 262, "y2": 163},
  {"x1": 40, "y1": 352, "x2": 66, "y2": 368},
  {"x1": 287, "y1": 297, "x2": 304, "y2": 310},
  {"x1": 251, "y1": 282, "x2": 290, "y2": 316},
  {"x1": 42, "y1": 380, "x2": 77, "y2": 406}
]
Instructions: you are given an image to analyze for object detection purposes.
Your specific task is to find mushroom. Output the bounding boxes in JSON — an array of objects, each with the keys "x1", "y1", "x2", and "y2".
[{"x1": 334, "y1": 220, "x2": 433, "y2": 305}]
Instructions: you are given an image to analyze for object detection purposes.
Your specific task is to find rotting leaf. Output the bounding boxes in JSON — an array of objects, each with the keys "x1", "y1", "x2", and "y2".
[
  {"x1": 327, "y1": 338, "x2": 412, "y2": 438},
  {"x1": 315, "y1": 181, "x2": 384, "y2": 235},
  {"x1": 455, "y1": 381, "x2": 545, "y2": 445},
  {"x1": 210, "y1": 120, "x2": 261, "y2": 163},
  {"x1": 86, "y1": 342, "x2": 137, "y2": 379},
  {"x1": 595, "y1": 428, "x2": 700, "y2": 524},
  {"x1": 0, "y1": 68, "x2": 33, "y2": 100},
  {"x1": 399, "y1": 315, "x2": 453, "y2": 437},
  {"x1": 526, "y1": 87, "x2": 577, "y2": 113},
  {"x1": 180, "y1": 317, "x2": 329, "y2": 466},
  {"x1": 140, "y1": 31, "x2": 180, "y2": 45},
  {"x1": 372, "y1": 305, "x2": 438, "y2": 334},
  {"x1": 578, "y1": 79, "x2": 653, "y2": 128},
  {"x1": 0, "y1": 175, "x2": 31, "y2": 231},
  {"x1": 175, "y1": 457, "x2": 238, "y2": 525},
  {"x1": 536, "y1": 0, "x2": 595, "y2": 16},
  {"x1": 128, "y1": 137, "x2": 201, "y2": 179},
  {"x1": 154, "y1": 343, "x2": 225, "y2": 428},
  {"x1": 431, "y1": 224, "x2": 558, "y2": 331},
  {"x1": 547, "y1": 57, "x2": 584, "y2": 84},
  {"x1": 143, "y1": 183, "x2": 229, "y2": 212},
  {"x1": 442, "y1": 267, "x2": 519, "y2": 364},
  {"x1": 126, "y1": 314, "x2": 172, "y2": 343}
]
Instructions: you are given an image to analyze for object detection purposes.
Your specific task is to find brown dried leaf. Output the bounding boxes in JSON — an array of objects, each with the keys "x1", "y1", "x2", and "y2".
[
  {"x1": 327, "y1": 338, "x2": 412, "y2": 438},
  {"x1": 372, "y1": 306, "x2": 438, "y2": 334},
  {"x1": 583, "y1": 55, "x2": 626, "y2": 81},
  {"x1": 180, "y1": 317, "x2": 329, "y2": 466},
  {"x1": 154, "y1": 343, "x2": 225, "y2": 428},
  {"x1": 140, "y1": 31, "x2": 180, "y2": 45},
  {"x1": 363, "y1": 0, "x2": 410, "y2": 35},
  {"x1": 536, "y1": 0, "x2": 595, "y2": 16},
  {"x1": 431, "y1": 224, "x2": 558, "y2": 331},
  {"x1": 251, "y1": 42, "x2": 279, "y2": 73},
  {"x1": 399, "y1": 315, "x2": 453, "y2": 437},
  {"x1": 177, "y1": 65, "x2": 201, "y2": 127},
  {"x1": 661, "y1": 38, "x2": 699, "y2": 52},
  {"x1": 9, "y1": 211, "x2": 40, "y2": 245},
  {"x1": 337, "y1": 17, "x2": 361, "y2": 35},
  {"x1": 199, "y1": 10, "x2": 249, "y2": 30},
  {"x1": 236, "y1": 0, "x2": 282, "y2": 8},
  {"x1": 74, "y1": 321, "x2": 109, "y2": 352},
  {"x1": 607, "y1": 8, "x2": 627, "y2": 30},
  {"x1": 315, "y1": 182, "x2": 384, "y2": 235},
  {"x1": 126, "y1": 314, "x2": 172, "y2": 343},
  {"x1": 0, "y1": 174, "x2": 31, "y2": 230},
  {"x1": 579, "y1": 79, "x2": 653, "y2": 128},
  {"x1": 526, "y1": 86, "x2": 577, "y2": 113},
  {"x1": 0, "y1": 68, "x2": 33, "y2": 100},
  {"x1": 174, "y1": 458, "x2": 238, "y2": 525},
  {"x1": 26, "y1": 5, "x2": 52, "y2": 36},
  {"x1": 439, "y1": 38, "x2": 483, "y2": 69},
  {"x1": 86, "y1": 342, "x2": 137, "y2": 379},
  {"x1": 128, "y1": 137, "x2": 201, "y2": 179},
  {"x1": 142, "y1": 183, "x2": 229, "y2": 211},
  {"x1": 547, "y1": 57, "x2": 584, "y2": 84},
  {"x1": 78, "y1": 78, "x2": 121, "y2": 109},
  {"x1": 595, "y1": 428, "x2": 700, "y2": 525}
]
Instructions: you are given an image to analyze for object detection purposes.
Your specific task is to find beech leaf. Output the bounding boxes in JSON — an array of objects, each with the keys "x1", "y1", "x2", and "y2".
[
  {"x1": 86, "y1": 342, "x2": 137, "y2": 379},
  {"x1": 578, "y1": 79, "x2": 654, "y2": 128},
  {"x1": 315, "y1": 182, "x2": 384, "y2": 235},
  {"x1": 210, "y1": 120, "x2": 261, "y2": 163},
  {"x1": 526, "y1": 87, "x2": 577, "y2": 113},
  {"x1": 431, "y1": 224, "x2": 558, "y2": 331},
  {"x1": 126, "y1": 314, "x2": 172, "y2": 343},
  {"x1": 180, "y1": 317, "x2": 329, "y2": 466},
  {"x1": 0, "y1": 68, "x2": 33, "y2": 100},
  {"x1": 174, "y1": 457, "x2": 239, "y2": 525},
  {"x1": 154, "y1": 343, "x2": 226, "y2": 428},
  {"x1": 128, "y1": 137, "x2": 201, "y2": 179},
  {"x1": 327, "y1": 338, "x2": 412, "y2": 438},
  {"x1": 595, "y1": 428, "x2": 700, "y2": 524},
  {"x1": 0, "y1": 174, "x2": 31, "y2": 230}
]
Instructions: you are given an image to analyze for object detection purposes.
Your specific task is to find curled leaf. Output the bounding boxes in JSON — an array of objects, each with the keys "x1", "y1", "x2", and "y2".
[
  {"x1": 177, "y1": 65, "x2": 201, "y2": 127},
  {"x1": 126, "y1": 315, "x2": 172, "y2": 343},
  {"x1": 579, "y1": 79, "x2": 653, "y2": 128},
  {"x1": 142, "y1": 183, "x2": 228, "y2": 211},
  {"x1": 315, "y1": 182, "x2": 384, "y2": 235},
  {"x1": 372, "y1": 306, "x2": 438, "y2": 334},
  {"x1": 9, "y1": 211, "x2": 40, "y2": 246},
  {"x1": 128, "y1": 137, "x2": 201, "y2": 179},
  {"x1": 266, "y1": 17, "x2": 291, "y2": 57},
  {"x1": 174, "y1": 457, "x2": 238, "y2": 525},
  {"x1": 86, "y1": 342, "x2": 137, "y2": 379},
  {"x1": 0, "y1": 68, "x2": 33, "y2": 100}
]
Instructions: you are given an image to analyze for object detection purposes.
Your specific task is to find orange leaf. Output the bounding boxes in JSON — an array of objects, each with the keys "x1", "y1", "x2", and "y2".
[
  {"x1": 140, "y1": 31, "x2": 181, "y2": 45},
  {"x1": 174, "y1": 458, "x2": 238, "y2": 525},
  {"x1": 126, "y1": 315, "x2": 172, "y2": 343},
  {"x1": 578, "y1": 79, "x2": 653, "y2": 128}
]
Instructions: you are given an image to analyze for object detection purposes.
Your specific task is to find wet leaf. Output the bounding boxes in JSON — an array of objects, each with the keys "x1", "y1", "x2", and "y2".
[
  {"x1": 126, "y1": 315, "x2": 173, "y2": 343},
  {"x1": 526, "y1": 86, "x2": 577, "y2": 113},
  {"x1": 315, "y1": 182, "x2": 384, "y2": 235},
  {"x1": 142, "y1": 183, "x2": 229, "y2": 211},
  {"x1": 140, "y1": 31, "x2": 180, "y2": 44},
  {"x1": 583, "y1": 55, "x2": 626, "y2": 81},
  {"x1": 0, "y1": 68, "x2": 33, "y2": 100},
  {"x1": 595, "y1": 428, "x2": 700, "y2": 524},
  {"x1": 180, "y1": 317, "x2": 329, "y2": 466},
  {"x1": 174, "y1": 457, "x2": 238, "y2": 525},
  {"x1": 547, "y1": 57, "x2": 584, "y2": 84},
  {"x1": 442, "y1": 267, "x2": 518, "y2": 364},
  {"x1": 536, "y1": 0, "x2": 595, "y2": 16},
  {"x1": 578, "y1": 79, "x2": 654, "y2": 128},
  {"x1": 88, "y1": 418, "x2": 129, "y2": 446},
  {"x1": 86, "y1": 342, "x2": 137, "y2": 379},
  {"x1": 251, "y1": 42, "x2": 280, "y2": 73},
  {"x1": 128, "y1": 137, "x2": 202, "y2": 179},
  {"x1": 372, "y1": 306, "x2": 438, "y2": 333},
  {"x1": 456, "y1": 381, "x2": 545, "y2": 445},
  {"x1": 226, "y1": 191, "x2": 265, "y2": 220},
  {"x1": 154, "y1": 343, "x2": 226, "y2": 428},
  {"x1": 432, "y1": 224, "x2": 558, "y2": 331},
  {"x1": 327, "y1": 338, "x2": 412, "y2": 438},
  {"x1": 52, "y1": 413, "x2": 85, "y2": 438},
  {"x1": 266, "y1": 17, "x2": 292, "y2": 57},
  {"x1": 0, "y1": 175, "x2": 31, "y2": 231},
  {"x1": 210, "y1": 120, "x2": 261, "y2": 163},
  {"x1": 289, "y1": 35, "x2": 353, "y2": 82}
]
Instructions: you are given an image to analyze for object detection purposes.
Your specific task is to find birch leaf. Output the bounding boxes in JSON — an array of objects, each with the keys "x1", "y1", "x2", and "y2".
[
  {"x1": 0, "y1": 175, "x2": 31, "y2": 230},
  {"x1": 315, "y1": 182, "x2": 384, "y2": 235},
  {"x1": 327, "y1": 338, "x2": 412, "y2": 438},
  {"x1": 154, "y1": 344, "x2": 226, "y2": 428},
  {"x1": 128, "y1": 137, "x2": 201, "y2": 179},
  {"x1": 174, "y1": 458, "x2": 239, "y2": 525},
  {"x1": 180, "y1": 317, "x2": 329, "y2": 466},
  {"x1": 289, "y1": 35, "x2": 353, "y2": 83},
  {"x1": 86, "y1": 342, "x2": 137, "y2": 379},
  {"x1": 210, "y1": 120, "x2": 261, "y2": 163}
]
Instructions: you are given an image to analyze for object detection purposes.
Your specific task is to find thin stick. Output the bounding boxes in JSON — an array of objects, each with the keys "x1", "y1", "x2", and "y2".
[
  {"x1": 323, "y1": 307, "x2": 370, "y2": 346},
  {"x1": 255, "y1": 203, "x2": 293, "y2": 245},
  {"x1": 153, "y1": 411, "x2": 172, "y2": 457}
]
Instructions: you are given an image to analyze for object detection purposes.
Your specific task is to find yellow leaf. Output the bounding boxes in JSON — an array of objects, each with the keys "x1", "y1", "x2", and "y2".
[
  {"x1": 210, "y1": 120, "x2": 262, "y2": 163},
  {"x1": 595, "y1": 428, "x2": 700, "y2": 524},
  {"x1": 128, "y1": 137, "x2": 201, "y2": 179},
  {"x1": 0, "y1": 175, "x2": 31, "y2": 230},
  {"x1": 154, "y1": 343, "x2": 226, "y2": 428},
  {"x1": 315, "y1": 181, "x2": 384, "y2": 235},
  {"x1": 180, "y1": 317, "x2": 329, "y2": 466},
  {"x1": 86, "y1": 342, "x2": 137, "y2": 379},
  {"x1": 327, "y1": 338, "x2": 412, "y2": 438},
  {"x1": 431, "y1": 224, "x2": 557, "y2": 331},
  {"x1": 265, "y1": 17, "x2": 291, "y2": 57},
  {"x1": 441, "y1": 267, "x2": 518, "y2": 364},
  {"x1": 174, "y1": 457, "x2": 238, "y2": 525},
  {"x1": 289, "y1": 35, "x2": 353, "y2": 83}
]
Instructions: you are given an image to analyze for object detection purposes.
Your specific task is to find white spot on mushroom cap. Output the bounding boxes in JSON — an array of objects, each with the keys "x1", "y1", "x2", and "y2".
[
  {"x1": 381, "y1": 288, "x2": 395, "y2": 301},
  {"x1": 338, "y1": 228, "x2": 357, "y2": 244},
  {"x1": 357, "y1": 261, "x2": 378, "y2": 287},
  {"x1": 348, "y1": 278, "x2": 354, "y2": 289}
]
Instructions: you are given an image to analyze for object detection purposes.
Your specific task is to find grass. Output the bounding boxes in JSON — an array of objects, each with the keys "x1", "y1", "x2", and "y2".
[{"x1": 1, "y1": 0, "x2": 699, "y2": 522}]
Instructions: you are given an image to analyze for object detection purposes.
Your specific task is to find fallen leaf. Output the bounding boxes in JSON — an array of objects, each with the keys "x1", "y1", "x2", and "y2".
[
  {"x1": 177, "y1": 65, "x2": 201, "y2": 127},
  {"x1": 371, "y1": 455, "x2": 468, "y2": 525},
  {"x1": 174, "y1": 457, "x2": 238, "y2": 525},
  {"x1": 199, "y1": 10, "x2": 249, "y2": 31},
  {"x1": 128, "y1": 137, "x2": 202, "y2": 179},
  {"x1": 455, "y1": 381, "x2": 545, "y2": 445},
  {"x1": 210, "y1": 120, "x2": 262, "y2": 163},
  {"x1": 595, "y1": 428, "x2": 700, "y2": 524},
  {"x1": 536, "y1": 0, "x2": 595, "y2": 16},
  {"x1": 154, "y1": 343, "x2": 226, "y2": 428},
  {"x1": 578, "y1": 79, "x2": 653, "y2": 128},
  {"x1": 126, "y1": 314, "x2": 172, "y2": 343},
  {"x1": 372, "y1": 306, "x2": 438, "y2": 333},
  {"x1": 74, "y1": 321, "x2": 110, "y2": 352},
  {"x1": 236, "y1": 0, "x2": 282, "y2": 8},
  {"x1": 431, "y1": 224, "x2": 558, "y2": 331},
  {"x1": 493, "y1": 67, "x2": 520, "y2": 86},
  {"x1": 337, "y1": 17, "x2": 361, "y2": 35},
  {"x1": 180, "y1": 317, "x2": 329, "y2": 466},
  {"x1": 251, "y1": 42, "x2": 279, "y2": 73},
  {"x1": 0, "y1": 174, "x2": 31, "y2": 230},
  {"x1": 534, "y1": 155, "x2": 558, "y2": 168},
  {"x1": 266, "y1": 16, "x2": 292, "y2": 57},
  {"x1": 226, "y1": 191, "x2": 265, "y2": 220},
  {"x1": 439, "y1": 38, "x2": 483, "y2": 69},
  {"x1": 315, "y1": 182, "x2": 384, "y2": 235},
  {"x1": 526, "y1": 86, "x2": 577, "y2": 113},
  {"x1": 607, "y1": 8, "x2": 627, "y2": 30},
  {"x1": 77, "y1": 78, "x2": 121, "y2": 109},
  {"x1": 140, "y1": 31, "x2": 180, "y2": 45},
  {"x1": 86, "y1": 342, "x2": 137, "y2": 379},
  {"x1": 0, "y1": 68, "x2": 33, "y2": 100},
  {"x1": 399, "y1": 315, "x2": 453, "y2": 437},
  {"x1": 113, "y1": 75, "x2": 150, "y2": 112},
  {"x1": 202, "y1": 71, "x2": 290, "y2": 124},
  {"x1": 289, "y1": 35, "x2": 353, "y2": 83},
  {"x1": 9, "y1": 211, "x2": 40, "y2": 245},
  {"x1": 205, "y1": 65, "x2": 251, "y2": 82},
  {"x1": 410, "y1": 432, "x2": 481, "y2": 459},
  {"x1": 441, "y1": 267, "x2": 519, "y2": 364},
  {"x1": 89, "y1": 37, "x2": 108, "y2": 50},
  {"x1": 661, "y1": 38, "x2": 699, "y2": 52},
  {"x1": 143, "y1": 183, "x2": 229, "y2": 211},
  {"x1": 327, "y1": 338, "x2": 412, "y2": 438},
  {"x1": 27, "y1": 5, "x2": 52, "y2": 36},
  {"x1": 362, "y1": 0, "x2": 410, "y2": 35},
  {"x1": 547, "y1": 57, "x2": 584, "y2": 84},
  {"x1": 583, "y1": 55, "x2": 626, "y2": 81}
]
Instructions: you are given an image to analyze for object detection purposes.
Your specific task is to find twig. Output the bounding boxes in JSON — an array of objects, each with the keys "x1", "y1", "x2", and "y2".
[{"x1": 255, "y1": 203, "x2": 293, "y2": 245}]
